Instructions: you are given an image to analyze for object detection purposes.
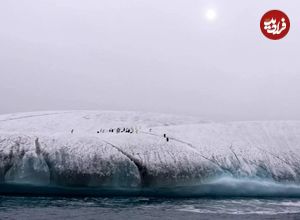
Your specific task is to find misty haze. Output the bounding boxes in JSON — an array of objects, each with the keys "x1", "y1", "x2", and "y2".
[{"x1": 0, "y1": 0, "x2": 299, "y2": 120}]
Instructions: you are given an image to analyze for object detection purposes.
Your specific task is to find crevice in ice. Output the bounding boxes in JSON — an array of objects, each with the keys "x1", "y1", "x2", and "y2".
[
  {"x1": 101, "y1": 140, "x2": 147, "y2": 187},
  {"x1": 253, "y1": 146, "x2": 300, "y2": 181},
  {"x1": 229, "y1": 145, "x2": 242, "y2": 166},
  {"x1": 140, "y1": 131, "x2": 230, "y2": 174},
  {"x1": 35, "y1": 138, "x2": 41, "y2": 155},
  {"x1": 254, "y1": 146, "x2": 291, "y2": 166}
]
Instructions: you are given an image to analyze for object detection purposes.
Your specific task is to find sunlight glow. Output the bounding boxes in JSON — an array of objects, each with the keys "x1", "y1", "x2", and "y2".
[{"x1": 205, "y1": 9, "x2": 217, "y2": 21}]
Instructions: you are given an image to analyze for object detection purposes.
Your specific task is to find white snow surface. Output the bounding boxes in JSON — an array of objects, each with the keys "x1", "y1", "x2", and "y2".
[{"x1": 0, "y1": 110, "x2": 300, "y2": 188}]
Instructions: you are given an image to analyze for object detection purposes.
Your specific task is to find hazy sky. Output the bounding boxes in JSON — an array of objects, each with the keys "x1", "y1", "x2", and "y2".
[{"x1": 0, "y1": 0, "x2": 299, "y2": 121}]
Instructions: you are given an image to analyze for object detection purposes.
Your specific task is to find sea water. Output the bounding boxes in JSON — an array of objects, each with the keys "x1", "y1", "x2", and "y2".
[{"x1": 1, "y1": 196, "x2": 300, "y2": 220}]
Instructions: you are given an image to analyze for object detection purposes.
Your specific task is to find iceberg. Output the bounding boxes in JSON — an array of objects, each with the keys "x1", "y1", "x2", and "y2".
[{"x1": 0, "y1": 111, "x2": 300, "y2": 197}]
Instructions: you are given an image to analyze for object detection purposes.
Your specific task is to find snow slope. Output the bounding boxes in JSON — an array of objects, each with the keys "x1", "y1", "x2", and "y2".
[
  {"x1": 0, "y1": 110, "x2": 206, "y2": 134},
  {"x1": 1, "y1": 110, "x2": 300, "y2": 196}
]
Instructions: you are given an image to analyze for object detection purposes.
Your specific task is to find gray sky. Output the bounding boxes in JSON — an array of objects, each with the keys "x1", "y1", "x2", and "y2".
[{"x1": 0, "y1": 0, "x2": 299, "y2": 121}]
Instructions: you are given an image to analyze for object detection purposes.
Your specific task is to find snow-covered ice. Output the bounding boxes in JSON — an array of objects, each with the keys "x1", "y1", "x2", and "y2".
[{"x1": 1, "y1": 110, "x2": 300, "y2": 191}]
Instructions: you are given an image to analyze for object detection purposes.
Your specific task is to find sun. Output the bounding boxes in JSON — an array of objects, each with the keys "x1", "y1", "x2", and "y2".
[{"x1": 205, "y1": 9, "x2": 217, "y2": 21}]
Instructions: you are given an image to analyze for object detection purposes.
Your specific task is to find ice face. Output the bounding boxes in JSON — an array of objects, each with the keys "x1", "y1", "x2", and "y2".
[
  {"x1": 0, "y1": 133, "x2": 218, "y2": 188},
  {"x1": 0, "y1": 134, "x2": 142, "y2": 188},
  {"x1": 5, "y1": 150, "x2": 50, "y2": 185},
  {"x1": 0, "y1": 111, "x2": 300, "y2": 191}
]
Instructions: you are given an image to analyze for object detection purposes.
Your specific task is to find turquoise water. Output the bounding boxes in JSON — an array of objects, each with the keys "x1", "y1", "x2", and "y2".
[
  {"x1": 1, "y1": 196, "x2": 300, "y2": 220},
  {"x1": 1, "y1": 178, "x2": 300, "y2": 219}
]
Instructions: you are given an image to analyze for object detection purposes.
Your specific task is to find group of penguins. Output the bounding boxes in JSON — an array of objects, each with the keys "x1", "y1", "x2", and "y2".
[
  {"x1": 70, "y1": 128, "x2": 170, "y2": 142},
  {"x1": 97, "y1": 127, "x2": 137, "y2": 134},
  {"x1": 96, "y1": 128, "x2": 170, "y2": 142}
]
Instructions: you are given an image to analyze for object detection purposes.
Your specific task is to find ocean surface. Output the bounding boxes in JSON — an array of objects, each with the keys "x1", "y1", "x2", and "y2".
[{"x1": 1, "y1": 196, "x2": 300, "y2": 220}]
